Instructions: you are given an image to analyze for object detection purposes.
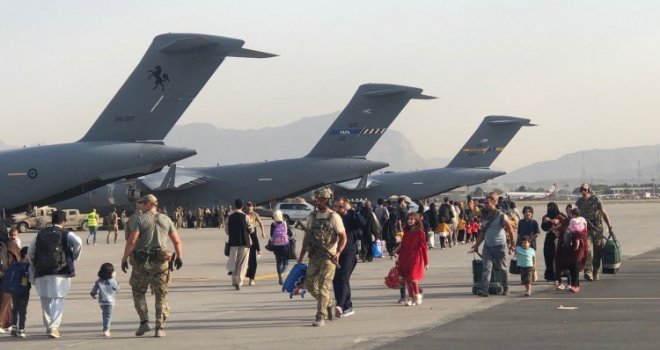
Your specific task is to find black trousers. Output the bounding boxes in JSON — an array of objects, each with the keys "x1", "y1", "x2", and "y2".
[
  {"x1": 332, "y1": 250, "x2": 357, "y2": 311},
  {"x1": 11, "y1": 293, "x2": 29, "y2": 330},
  {"x1": 543, "y1": 233, "x2": 556, "y2": 281},
  {"x1": 246, "y1": 232, "x2": 260, "y2": 279}
]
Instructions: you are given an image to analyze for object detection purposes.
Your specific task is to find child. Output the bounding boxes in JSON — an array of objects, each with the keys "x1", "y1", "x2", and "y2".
[
  {"x1": 9, "y1": 227, "x2": 21, "y2": 248},
  {"x1": 467, "y1": 217, "x2": 480, "y2": 243},
  {"x1": 90, "y1": 263, "x2": 120, "y2": 337},
  {"x1": 561, "y1": 207, "x2": 588, "y2": 293},
  {"x1": 395, "y1": 213, "x2": 429, "y2": 306},
  {"x1": 3, "y1": 247, "x2": 30, "y2": 338},
  {"x1": 515, "y1": 236, "x2": 536, "y2": 296}
]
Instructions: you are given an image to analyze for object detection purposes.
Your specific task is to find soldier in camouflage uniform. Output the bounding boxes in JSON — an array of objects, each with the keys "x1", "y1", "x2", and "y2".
[
  {"x1": 297, "y1": 188, "x2": 347, "y2": 327},
  {"x1": 121, "y1": 194, "x2": 183, "y2": 337},
  {"x1": 575, "y1": 183, "x2": 613, "y2": 281}
]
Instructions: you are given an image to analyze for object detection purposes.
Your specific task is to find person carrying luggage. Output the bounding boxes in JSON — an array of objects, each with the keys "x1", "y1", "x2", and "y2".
[{"x1": 470, "y1": 193, "x2": 515, "y2": 297}]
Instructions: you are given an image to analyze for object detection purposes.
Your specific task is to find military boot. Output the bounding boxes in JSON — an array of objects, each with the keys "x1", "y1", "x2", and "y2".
[{"x1": 135, "y1": 321, "x2": 152, "y2": 336}]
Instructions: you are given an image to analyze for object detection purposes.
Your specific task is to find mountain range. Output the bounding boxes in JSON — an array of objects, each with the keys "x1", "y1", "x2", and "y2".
[{"x1": 164, "y1": 113, "x2": 448, "y2": 171}]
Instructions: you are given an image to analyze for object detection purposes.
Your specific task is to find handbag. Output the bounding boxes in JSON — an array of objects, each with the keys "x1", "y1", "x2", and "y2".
[
  {"x1": 509, "y1": 257, "x2": 521, "y2": 275},
  {"x1": 224, "y1": 242, "x2": 230, "y2": 257},
  {"x1": 384, "y1": 264, "x2": 402, "y2": 289},
  {"x1": 265, "y1": 239, "x2": 274, "y2": 252}
]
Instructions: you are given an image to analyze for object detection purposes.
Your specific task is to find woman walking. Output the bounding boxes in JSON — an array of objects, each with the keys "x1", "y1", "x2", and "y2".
[
  {"x1": 541, "y1": 202, "x2": 567, "y2": 282},
  {"x1": 269, "y1": 210, "x2": 292, "y2": 285}
]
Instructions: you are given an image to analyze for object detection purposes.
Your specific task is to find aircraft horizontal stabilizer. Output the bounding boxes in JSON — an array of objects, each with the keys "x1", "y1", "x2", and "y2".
[
  {"x1": 364, "y1": 87, "x2": 436, "y2": 100},
  {"x1": 227, "y1": 48, "x2": 278, "y2": 58}
]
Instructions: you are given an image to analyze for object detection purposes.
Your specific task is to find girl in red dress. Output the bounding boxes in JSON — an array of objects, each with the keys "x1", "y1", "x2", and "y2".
[{"x1": 395, "y1": 212, "x2": 429, "y2": 306}]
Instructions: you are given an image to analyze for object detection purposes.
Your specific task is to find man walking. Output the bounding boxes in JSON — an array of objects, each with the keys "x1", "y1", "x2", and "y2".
[
  {"x1": 332, "y1": 197, "x2": 361, "y2": 318},
  {"x1": 576, "y1": 183, "x2": 614, "y2": 281},
  {"x1": 470, "y1": 193, "x2": 515, "y2": 297},
  {"x1": 225, "y1": 199, "x2": 251, "y2": 290},
  {"x1": 297, "y1": 188, "x2": 347, "y2": 327},
  {"x1": 28, "y1": 210, "x2": 82, "y2": 338},
  {"x1": 121, "y1": 194, "x2": 183, "y2": 337}
]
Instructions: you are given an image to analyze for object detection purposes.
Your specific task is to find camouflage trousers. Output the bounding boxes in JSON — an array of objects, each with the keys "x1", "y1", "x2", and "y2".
[
  {"x1": 305, "y1": 255, "x2": 336, "y2": 320},
  {"x1": 129, "y1": 256, "x2": 171, "y2": 328},
  {"x1": 584, "y1": 233, "x2": 606, "y2": 277}
]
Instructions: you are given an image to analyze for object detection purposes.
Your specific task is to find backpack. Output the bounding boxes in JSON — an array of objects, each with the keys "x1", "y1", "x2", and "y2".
[
  {"x1": 0, "y1": 241, "x2": 9, "y2": 278},
  {"x1": 1, "y1": 262, "x2": 29, "y2": 295},
  {"x1": 34, "y1": 226, "x2": 68, "y2": 275}
]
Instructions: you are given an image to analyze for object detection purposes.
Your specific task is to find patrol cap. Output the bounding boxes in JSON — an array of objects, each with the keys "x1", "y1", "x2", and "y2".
[
  {"x1": 314, "y1": 188, "x2": 333, "y2": 199},
  {"x1": 137, "y1": 194, "x2": 158, "y2": 205}
]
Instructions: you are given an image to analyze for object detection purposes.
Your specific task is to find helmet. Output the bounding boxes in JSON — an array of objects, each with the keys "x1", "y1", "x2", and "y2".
[{"x1": 313, "y1": 188, "x2": 333, "y2": 199}]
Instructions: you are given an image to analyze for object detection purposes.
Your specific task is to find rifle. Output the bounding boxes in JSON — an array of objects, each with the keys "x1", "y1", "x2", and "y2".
[{"x1": 296, "y1": 221, "x2": 340, "y2": 268}]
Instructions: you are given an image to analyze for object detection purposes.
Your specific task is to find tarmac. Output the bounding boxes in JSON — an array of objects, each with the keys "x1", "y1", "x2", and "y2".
[{"x1": 2, "y1": 201, "x2": 659, "y2": 350}]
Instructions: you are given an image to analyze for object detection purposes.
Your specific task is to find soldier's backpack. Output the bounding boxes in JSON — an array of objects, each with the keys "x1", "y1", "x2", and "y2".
[{"x1": 34, "y1": 226, "x2": 68, "y2": 275}]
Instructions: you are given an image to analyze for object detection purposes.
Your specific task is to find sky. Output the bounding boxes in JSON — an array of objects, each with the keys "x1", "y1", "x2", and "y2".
[{"x1": 2, "y1": 1, "x2": 660, "y2": 171}]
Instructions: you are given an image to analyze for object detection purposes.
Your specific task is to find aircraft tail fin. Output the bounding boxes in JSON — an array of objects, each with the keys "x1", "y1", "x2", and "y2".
[
  {"x1": 80, "y1": 33, "x2": 276, "y2": 143},
  {"x1": 306, "y1": 83, "x2": 434, "y2": 158},
  {"x1": 355, "y1": 174, "x2": 369, "y2": 190},
  {"x1": 546, "y1": 183, "x2": 557, "y2": 198},
  {"x1": 154, "y1": 164, "x2": 177, "y2": 190},
  {"x1": 446, "y1": 115, "x2": 534, "y2": 168}
]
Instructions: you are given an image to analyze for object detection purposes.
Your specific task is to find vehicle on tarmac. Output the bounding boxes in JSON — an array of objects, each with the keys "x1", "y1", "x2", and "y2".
[
  {"x1": 11, "y1": 206, "x2": 56, "y2": 233},
  {"x1": 12, "y1": 207, "x2": 95, "y2": 232},
  {"x1": 274, "y1": 201, "x2": 315, "y2": 224}
]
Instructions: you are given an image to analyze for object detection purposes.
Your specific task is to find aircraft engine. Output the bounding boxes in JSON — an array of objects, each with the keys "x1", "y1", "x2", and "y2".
[{"x1": 87, "y1": 183, "x2": 141, "y2": 207}]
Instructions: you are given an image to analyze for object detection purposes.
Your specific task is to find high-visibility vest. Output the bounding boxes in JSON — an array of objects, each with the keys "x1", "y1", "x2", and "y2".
[{"x1": 87, "y1": 212, "x2": 98, "y2": 227}]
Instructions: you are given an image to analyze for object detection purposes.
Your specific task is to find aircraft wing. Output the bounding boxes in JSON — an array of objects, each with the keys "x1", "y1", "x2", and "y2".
[
  {"x1": 334, "y1": 177, "x2": 380, "y2": 190},
  {"x1": 139, "y1": 166, "x2": 212, "y2": 190}
]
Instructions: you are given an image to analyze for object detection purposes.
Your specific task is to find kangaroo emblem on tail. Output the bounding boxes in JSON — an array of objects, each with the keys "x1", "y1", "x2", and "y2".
[{"x1": 147, "y1": 65, "x2": 170, "y2": 91}]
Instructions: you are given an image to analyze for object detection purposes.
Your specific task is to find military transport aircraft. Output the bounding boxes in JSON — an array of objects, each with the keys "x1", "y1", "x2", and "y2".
[
  {"x1": 54, "y1": 84, "x2": 434, "y2": 213},
  {"x1": 0, "y1": 33, "x2": 274, "y2": 215},
  {"x1": 332, "y1": 115, "x2": 534, "y2": 203}
]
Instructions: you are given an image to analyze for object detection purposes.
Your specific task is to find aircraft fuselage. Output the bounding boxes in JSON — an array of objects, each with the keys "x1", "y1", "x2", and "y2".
[{"x1": 334, "y1": 167, "x2": 506, "y2": 203}]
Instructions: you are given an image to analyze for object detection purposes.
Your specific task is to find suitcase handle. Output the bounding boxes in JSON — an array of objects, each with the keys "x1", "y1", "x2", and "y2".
[{"x1": 606, "y1": 230, "x2": 618, "y2": 242}]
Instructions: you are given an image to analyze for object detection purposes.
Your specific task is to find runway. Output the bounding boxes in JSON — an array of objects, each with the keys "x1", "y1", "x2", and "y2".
[{"x1": 4, "y1": 201, "x2": 659, "y2": 349}]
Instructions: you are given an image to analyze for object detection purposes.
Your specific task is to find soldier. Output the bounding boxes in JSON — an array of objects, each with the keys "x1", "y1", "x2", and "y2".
[
  {"x1": 121, "y1": 194, "x2": 183, "y2": 337},
  {"x1": 297, "y1": 188, "x2": 347, "y2": 327},
  {"x1": 575, "y1": 183, "x2": 614, "y2": 281},
  {"x1": 106, "y1": 208, "x2": 119, "y2": 244}
]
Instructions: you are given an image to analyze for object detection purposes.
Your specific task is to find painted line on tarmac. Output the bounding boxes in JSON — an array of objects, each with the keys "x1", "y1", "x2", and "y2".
[
  {"x1": 524, "y1": 297, "x2": 660, "y2": 300},
  {"x1": 255, "y1": 272, "x2": 280, "y2": 280}
]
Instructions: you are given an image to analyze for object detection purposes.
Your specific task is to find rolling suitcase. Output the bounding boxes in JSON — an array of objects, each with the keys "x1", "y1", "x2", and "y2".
[
  {"x1": 472, "y1": 254, "x2": 505, "y2": 295},
  {"x1": 602, "y1": 231, "x2": 622, "y2": 274},
  {"x1": 282, "y1": 262, "x2": 307, "y2": 298}
]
